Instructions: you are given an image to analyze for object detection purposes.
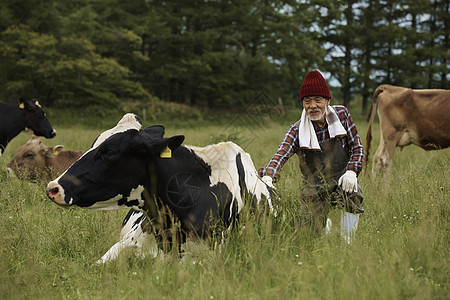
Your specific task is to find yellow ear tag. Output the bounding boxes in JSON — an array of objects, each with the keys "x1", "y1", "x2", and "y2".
[
  {"x1": 160, "y1": 145, "x2": 172, "y2": 158},
  {"x1": 52, "y1": 149, "x2": 59, "y2": 156},
  {"x1": 19, "y1": 103, "x2": 25, "y2": 109}
]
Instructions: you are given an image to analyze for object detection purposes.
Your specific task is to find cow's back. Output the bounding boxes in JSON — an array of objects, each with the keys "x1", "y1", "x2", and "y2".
[
  {"x1": 187, "y1": 142, "x2": 272, "y2": 213},
  {"x1": 377, "y1": 85, "x2": 450, "y2": 149}
]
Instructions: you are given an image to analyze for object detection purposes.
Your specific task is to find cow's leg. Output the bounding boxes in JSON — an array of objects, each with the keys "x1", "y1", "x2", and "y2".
[
  {"x1": 372, "y1": 143, "x2": 393, "y2": 173},
  {"x1": 97, "y1": 234, "x2": 131, "y2": 264},
  {"x1": 372, "y1": 126, "x2": 400, "y2": 175},
  {"x1": 97, "y1": 226, "x2": 159, "y2": 264},
  {"x1": 97, "y1": 211, "x2": 160, "y2": 264}
]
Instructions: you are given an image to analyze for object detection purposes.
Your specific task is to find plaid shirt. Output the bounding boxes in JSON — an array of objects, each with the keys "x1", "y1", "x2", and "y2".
[{"x1": 259, "y1": 105, "x2": 364, "y2": 180}]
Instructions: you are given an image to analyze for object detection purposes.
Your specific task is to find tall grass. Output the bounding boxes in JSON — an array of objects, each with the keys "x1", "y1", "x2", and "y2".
[{"x1": 0, "y1": 110, "x2": 448, "y2": 299}]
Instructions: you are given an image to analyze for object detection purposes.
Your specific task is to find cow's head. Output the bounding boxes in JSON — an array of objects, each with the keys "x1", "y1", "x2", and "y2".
[
  {"x1": 20, "y1": 97, "x2": 56, "y2": 139},
  {"x1": 46, "y1": 113, "x2": 184, "y2": 210},
  {"x1": 7, "y1": 136, "x2": 63, "y2": 180}
]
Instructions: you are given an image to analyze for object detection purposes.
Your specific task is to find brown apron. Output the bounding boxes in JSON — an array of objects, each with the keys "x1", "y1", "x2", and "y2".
[{"x1": 295, "y1": 138, "x2": 364, "y2": 233}]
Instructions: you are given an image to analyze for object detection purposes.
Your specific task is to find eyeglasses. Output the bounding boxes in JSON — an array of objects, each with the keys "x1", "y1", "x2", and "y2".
[{"x1": 302, "y1": 97, "x2": 327, "y2": 105}]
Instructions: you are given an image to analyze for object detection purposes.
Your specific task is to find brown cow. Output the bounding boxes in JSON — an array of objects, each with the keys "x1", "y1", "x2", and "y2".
[
  {"x1": 366, "y1": 84, "x2": 450, "y2": 174},
  {"x1": 7, "y1": 136, "x2": 83, "y2": 181}
]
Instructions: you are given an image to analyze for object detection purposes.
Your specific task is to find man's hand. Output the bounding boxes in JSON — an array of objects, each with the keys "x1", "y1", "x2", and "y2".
[{"x1": 338, "y1": 170, "x2": 358, "y2": 193}]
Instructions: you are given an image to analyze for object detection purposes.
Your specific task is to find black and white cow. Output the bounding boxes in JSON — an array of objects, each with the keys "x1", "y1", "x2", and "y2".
[
  {"x1": 46, "y1": 113, "x2": 274, "y2": 262},
  {"x1": 0, "y1": 97, "x2": 56, "y2": 157}
]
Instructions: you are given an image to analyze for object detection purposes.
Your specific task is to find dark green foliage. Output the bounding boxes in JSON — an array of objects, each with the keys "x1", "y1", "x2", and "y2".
[
  {"x1": 0, "y1": 0, "x2": 447, "y2": 110},
  {"x1": 0, "y1": 24, "x2": 149, "y2": 107}
]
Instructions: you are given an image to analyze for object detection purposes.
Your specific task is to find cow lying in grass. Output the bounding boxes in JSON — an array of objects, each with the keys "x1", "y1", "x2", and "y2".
[
  {"x1": 7, "y1": 136, "x2": 84, "y2": 182},
  {"x1": 46, "y1": 113, "x2": 274, "y2": 262},
  {"x1": 0, "y1": 97, "x2": 56, "y2": 157}
]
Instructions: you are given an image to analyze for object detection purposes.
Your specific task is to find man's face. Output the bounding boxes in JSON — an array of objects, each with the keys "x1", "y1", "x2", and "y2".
[{"x1": 302, "y1": 96, "x2": 330, "y2": 122}]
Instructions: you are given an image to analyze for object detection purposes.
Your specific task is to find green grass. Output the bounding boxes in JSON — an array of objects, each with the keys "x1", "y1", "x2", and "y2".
[{"x1": 0, "y1": 109, "x2": 448, "y2": 299}]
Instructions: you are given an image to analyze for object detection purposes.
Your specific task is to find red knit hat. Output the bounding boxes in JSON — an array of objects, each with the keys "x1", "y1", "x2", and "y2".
[{"x1": 299, "y1": 70, "x2": 331, "y2": 100}]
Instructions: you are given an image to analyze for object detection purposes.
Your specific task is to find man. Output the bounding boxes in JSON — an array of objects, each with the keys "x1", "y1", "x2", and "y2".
[{"x1": 259, "y1": 70, "x2": 364, "y2": 243}]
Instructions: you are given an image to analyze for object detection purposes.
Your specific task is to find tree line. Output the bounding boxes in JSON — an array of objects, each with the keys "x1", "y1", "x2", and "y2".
[{"x1": 0, "y1": 0, "x2": 447, "y2": 112}]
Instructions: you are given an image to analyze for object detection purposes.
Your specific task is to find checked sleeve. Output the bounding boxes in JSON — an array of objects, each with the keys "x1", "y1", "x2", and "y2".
[{"x1": 258, "y1": 125, "x2": 298, "y2": 181}]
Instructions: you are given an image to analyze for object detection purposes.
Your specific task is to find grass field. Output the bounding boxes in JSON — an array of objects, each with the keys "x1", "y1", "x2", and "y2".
[{"x1": 0, "y1": 108, "x2": 448, "y2": 299}]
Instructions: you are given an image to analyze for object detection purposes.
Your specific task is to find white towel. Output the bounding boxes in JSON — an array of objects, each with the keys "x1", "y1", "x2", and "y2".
[{"x1": 298, "y1": 105, "x2": 347, "y2": 150}]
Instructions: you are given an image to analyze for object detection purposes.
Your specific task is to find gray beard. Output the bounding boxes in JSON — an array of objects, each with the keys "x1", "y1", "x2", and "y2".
[{"x1": 308, "y1": 108, "x2": 326, "y2": 121}]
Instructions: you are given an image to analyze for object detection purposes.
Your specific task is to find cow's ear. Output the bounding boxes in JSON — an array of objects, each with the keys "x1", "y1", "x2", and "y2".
[
  {"x1": 32, "y1": 99, "x2": 42, "y2": 108},
  {"x1": 18, "y1": 97, "x2": 28, "y2": 110},
  {"x1": 45, "y1": 145, "x2": 64, "y2": 157},
  {"x1": 143, "y1": 125, "x2": 165, "y2": 138},
  {"x1": 153, "y1": 135, "x2": 184, "y2": 159},
  {"x1": 167, "y1": 135, "x2": 185, "y2": 152}
]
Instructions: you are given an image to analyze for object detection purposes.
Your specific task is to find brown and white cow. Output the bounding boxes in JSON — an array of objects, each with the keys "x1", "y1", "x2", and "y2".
[
  {"x1": 366, "y1": 84, "x2": 450, "y2": 174},
  {"x1": 7, "y1": 136, "x2": 83, "y2": 181}
]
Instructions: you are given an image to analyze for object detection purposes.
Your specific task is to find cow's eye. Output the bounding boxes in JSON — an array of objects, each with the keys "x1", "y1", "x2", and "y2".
[
  {"x1": 24, "y1": 153, "x2": 34, "y2": 158},
  {"x1": 100, "y1": 149, "x2": 117, "y2": 160},
  {"x1": 105, "y1": 150, "x2": 116, "y2": 156}
]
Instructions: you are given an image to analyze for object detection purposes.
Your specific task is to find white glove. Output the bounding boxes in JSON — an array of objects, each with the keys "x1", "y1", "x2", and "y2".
[
  {"x1": 261, "y1": 175, "x2": 274, "y2": 188},
  {"x1": 338, "y1": 170, "x2": 358, "y2": 193}
]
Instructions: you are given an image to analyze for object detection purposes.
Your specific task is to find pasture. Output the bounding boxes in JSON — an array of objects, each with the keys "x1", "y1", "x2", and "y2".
[{"x1": 0, "y1": 108, "x2": 448, "y2": 299}]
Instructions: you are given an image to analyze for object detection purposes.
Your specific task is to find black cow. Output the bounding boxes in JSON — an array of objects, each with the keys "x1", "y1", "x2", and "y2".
[
  {"x1": 0, "y1": 97, "x2": 56, "y2": 156},
  {"x1": 46, "y1": 113, "x2": 274, "y2": 262}
]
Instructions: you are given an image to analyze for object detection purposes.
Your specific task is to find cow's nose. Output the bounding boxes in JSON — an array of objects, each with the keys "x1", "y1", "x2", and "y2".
[
  {"x1": 50, "y1": 130, "x2": 56, "y2": 137},
  {"x1": 46, "y1": 186, "x2": 59, "y2": 198},
  {"x1": 46, "y1": 182, "x2": 67, "y2": 206}
]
